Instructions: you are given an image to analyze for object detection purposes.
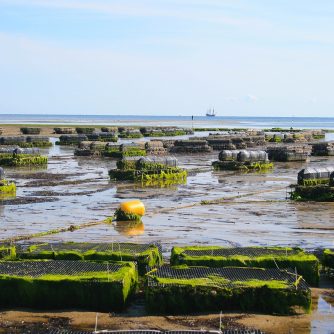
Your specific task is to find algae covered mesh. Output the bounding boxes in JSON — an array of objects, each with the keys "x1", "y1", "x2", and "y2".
[
  {"x1": 17, "y1": 242, "x2": 162, "y2": 273},
  {"x1": 18, "y1": 242, "x2": 155, "y2": 255},
  {"x1": 182, "y1": 247, "x2": 299, "y2": 258},
  {"x1": 0, "y1": 260, "x2": 137, "y2": 310},
  {"x1": 147, "y1": 265, "x2": 309, "y2": 290},
  {"x1": 0, "y1": 260, "x2": 123, "y2": 277},
  {"x1": 171, "y1": 246, "x2": 319, "y2": 286},
  {"x1": 146, "y1": 265, "x2": 311, "y2": 314}
]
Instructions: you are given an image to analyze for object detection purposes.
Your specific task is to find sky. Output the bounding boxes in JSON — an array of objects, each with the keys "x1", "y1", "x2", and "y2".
[{"x1": 0, "y1": 0, "x2": 334, "y2": 117}]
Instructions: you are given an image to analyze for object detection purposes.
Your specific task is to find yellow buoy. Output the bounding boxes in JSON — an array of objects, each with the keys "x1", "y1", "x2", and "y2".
[
  {"x1": 114, "y1": 199, "x2": 146, "y2": 221},
  {"x1": 120, "y1": 200, "x2": 145, "y2": 216}
]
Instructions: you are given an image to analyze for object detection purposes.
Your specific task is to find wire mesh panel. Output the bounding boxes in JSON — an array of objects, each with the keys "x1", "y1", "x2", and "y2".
[
  {"x1": 16, "y1": 242, "x2": 162, "y2": 275},
  {"x1": 18, "y1": 242, "x2": 158, "y2": 256},
  {"x1": 182, "y1": 247, "x2": 299, "y2": 258},
  {"x1": 0, "y1": 261, "x2": 137, "y2": 311},
  {"x1": 147, "y1": 265, "x2": 309, "y2": 290},
  {"x1": 145, "y1": 265, "x2": 311, "y2": 315},
  {"x1": 171, "y1": 246, "x2": 319, "y2": 286},
  {"x1": 0, "y1": 260, "x2": 122, "y2": 278}
]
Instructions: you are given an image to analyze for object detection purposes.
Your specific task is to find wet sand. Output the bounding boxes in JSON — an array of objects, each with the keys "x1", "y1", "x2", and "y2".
[
  {"x1": 0, "y1": 288, "x2": 333, "y2": 334},
  {"x1": 0, "y1": 126, "x2": 334, "y2": 333}
]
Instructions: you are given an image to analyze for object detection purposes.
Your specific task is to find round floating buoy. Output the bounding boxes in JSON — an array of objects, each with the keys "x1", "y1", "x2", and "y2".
[{"x1": 115, "y1": 199, "x2": 145, "y2": 221}]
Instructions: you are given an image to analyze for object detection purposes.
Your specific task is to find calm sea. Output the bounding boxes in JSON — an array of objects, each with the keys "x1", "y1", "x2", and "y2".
[{"x1": 0, "y1": 114, "x2": 333, "y2": 129}]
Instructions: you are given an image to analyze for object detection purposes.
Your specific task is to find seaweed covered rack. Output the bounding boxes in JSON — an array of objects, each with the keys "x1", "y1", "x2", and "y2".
[
  {"x1": 0, "y1": 260, "x2": 137, "y2": 311},
  {"x1": 17, "y1": 242, "x2": 162, "y2": 274},
  {"x1": 170, "y1": 246, "x2": 319, "y2": 286},
  {"x1": 290, "y1": 167, "x2": 334, "y2": 201},
  {"x1": 145, "y1": 265, "x2": 311, "y2": 315},
  {"x1": 0, "y1": 148, "x2": 48, "y2": 166},
  {"x1": 109, "y1": 156, "x2": 187, "y2": 184},
  {"x1": 0, "y1": 135, "x2": 52, "y2": 148},
  {"x1": 212, "y1": 150, "x2": 273, "y2": 171}
]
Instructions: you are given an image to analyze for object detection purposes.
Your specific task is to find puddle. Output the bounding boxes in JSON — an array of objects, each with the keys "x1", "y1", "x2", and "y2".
[{"x1": 310, "y1": 295, "x2": 334, "y2": 334}]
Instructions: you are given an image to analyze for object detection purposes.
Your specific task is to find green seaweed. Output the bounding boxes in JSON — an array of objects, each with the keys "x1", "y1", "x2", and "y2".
[
  {"x1": 312, "y1": 134, "x2": 325, "y2": 139},
  {"x1": 114, "y1": 208, "x2": 143, "y2": 221},
  {"x1": 0, "y1": 180, "x2": 16, "y2": 194},
  {"x1": 118, "y1": 133, "x2": 143, "y2": 139},
  {"x1": 298, "y1": 179, "x2": 330, "y2": 186},
  {"x1": 291, "y1": 185, "x2": 334, "y2": 202},
  {"x1": 171, "y1": 246, "x2": 319, "y2": 286},
  {"x1": 75, "y1": 127, "x2": 95, "y2": 134},
  {"x1": 109, "y1": 167, "x2": 187, "y2": 183},
  {"x1": 146, "y1": 266, "x2": 311, "y2": 315},
  {"x1": 19, "y1": 242, "x2": 162, "y2": 275},
  {"x1": 322, "y1": 249, "x2": 334, "y2": 269},
  {"x1": 0, "y1": 261, "x2": 137, "y2": 311},
  {"x1": 0, "y1": 154, "x2": 48, "y2": 166},
  {"x1": 107, "y1": 149, "x2": 147, "y2": 158},
  {"x1": 143, "y1": 130, "x2": 187, "y2": 137},
  {"x1": 0, "y1": 244, "x2": 16, "y2": 260},
  {"x1": 212, "y1": 161, "x2": 273, "y2": 172},
  {"x1": 17, "y1": 142, "x2": 52, "y2": 148}
]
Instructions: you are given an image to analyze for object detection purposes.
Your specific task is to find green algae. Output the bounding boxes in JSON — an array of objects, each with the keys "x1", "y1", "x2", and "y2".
[
  {"x1": 19, "y1": 242, "x2": 162, "y2": 275},
  {"x1": 0, "y1": 261, "x2": 137, "y2": 311},
  {"x1": 114, "y1": 208, "x2": 143, "y2": 221},
  {"x1": 212, "y1": 161, "x2": 274, "y2": 171},
  {"x1": 109, "y1": 167, "x2": 187, "y2": 183},
  {"x1": 119, "y1": 133, "x2": 143, "y2": 139},
  {"x1": 290, "y1": 185, "x2": 334, "y2": 202},
  {"x1": 0, "y1": 180, "x2": 16, "y2": 194},
  {"x1": 145, "y1": 266, "x2": 311, "y2": 315},
  {"x1": 298, "y1": 178, "x2": 330, "y2": 186},
  {"x1": 0, "y1": 244, "x2": 16, "y2": 260},
  {"x1": 0, "y1": 154, "x2": 48, "y2": 166},
  {"x1": 323, "y1": 249, "x2": 334, "y2": 269},
  {"x1": 171, "y1": 246, "x2": 319, "y2": 286}
]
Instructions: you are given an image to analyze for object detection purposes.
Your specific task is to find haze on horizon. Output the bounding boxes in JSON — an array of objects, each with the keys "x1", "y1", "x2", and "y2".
[{"x1": 0, "y1": 0, "x2": 333, "y2": 117}]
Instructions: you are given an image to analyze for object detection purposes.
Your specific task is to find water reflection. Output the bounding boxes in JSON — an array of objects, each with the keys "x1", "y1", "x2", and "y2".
[
  {"x1": 310, "y1": 295, "x2": 334, "y2": 334},
  {"x1": 114, "y1": 220, "x2": 145, "y2": 236}
]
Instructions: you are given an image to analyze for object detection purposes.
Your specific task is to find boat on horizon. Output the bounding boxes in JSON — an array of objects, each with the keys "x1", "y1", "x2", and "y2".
[{"x1": 206, "y1": 108, "x2": 216, "y2": 117}]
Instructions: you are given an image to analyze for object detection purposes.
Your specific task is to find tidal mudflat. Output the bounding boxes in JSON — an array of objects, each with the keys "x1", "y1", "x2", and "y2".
[{"x1": 0, "y1": 130, "x2": 333, "y2": 333}]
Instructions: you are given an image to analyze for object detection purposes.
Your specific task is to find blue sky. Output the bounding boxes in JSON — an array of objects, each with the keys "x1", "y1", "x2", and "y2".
[{"x1": 0, "y1": 0, "x2": 333, "y2": 116}]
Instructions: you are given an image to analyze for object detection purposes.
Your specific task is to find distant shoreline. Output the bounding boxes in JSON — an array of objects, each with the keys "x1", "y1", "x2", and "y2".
[{"x1": 0, "y1": 114, "x2": 334, "y2": 129}]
